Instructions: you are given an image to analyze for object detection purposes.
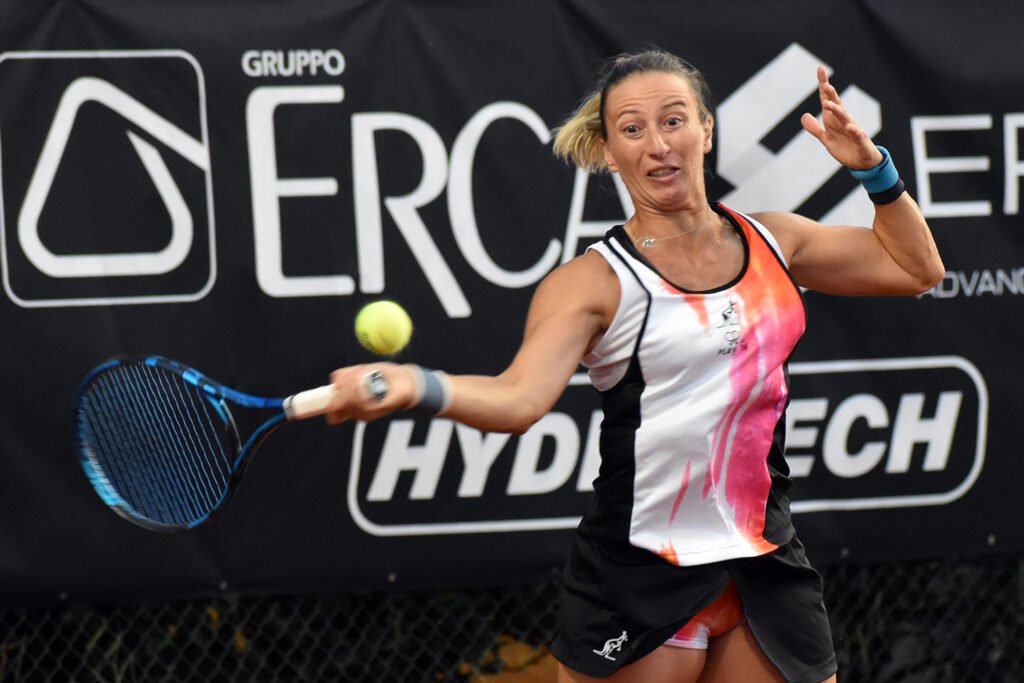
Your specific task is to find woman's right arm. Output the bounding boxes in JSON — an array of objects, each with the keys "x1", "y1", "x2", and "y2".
[{"x1": 325, "y1": 250, "x2": 618, "y2": 434}]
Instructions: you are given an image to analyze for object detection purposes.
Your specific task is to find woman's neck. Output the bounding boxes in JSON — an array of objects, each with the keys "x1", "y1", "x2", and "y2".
[{"x1": 626, "y1": 202, "x2": 717, "y2": 248}]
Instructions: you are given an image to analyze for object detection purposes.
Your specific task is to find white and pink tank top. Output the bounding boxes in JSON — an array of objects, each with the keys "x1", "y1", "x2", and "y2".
[{"x1": 581, "y1": 203, "x2": 806, "y2": 566}]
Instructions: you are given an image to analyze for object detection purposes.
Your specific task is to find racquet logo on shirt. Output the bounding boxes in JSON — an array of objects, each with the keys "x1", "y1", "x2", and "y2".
[
  {"x1": 716, "y1": 298, "x2": 743, "y2": 356},
  {"x1": 592, "y1": 630, "x2": 628, "y2": 661}
]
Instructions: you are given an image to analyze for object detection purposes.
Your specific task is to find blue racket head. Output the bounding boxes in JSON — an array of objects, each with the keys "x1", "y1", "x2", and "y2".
[{"x1": 74, "y1": 356, "x2": 274, "y2": 532}]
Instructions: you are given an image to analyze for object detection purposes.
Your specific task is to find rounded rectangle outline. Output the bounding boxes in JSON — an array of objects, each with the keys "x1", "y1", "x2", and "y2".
[
  {"x1": 347, "y1": 373, "x2": 591, "y2": 537},
  {"x1": 0, "y1": 49, "x2": 217, "y2": 308},
  {"x1": 346, "y1": 356, "x2": 988, "y2": 536},
  {"x1": 786, "y1": 355, "x2": 988, "y2": 513}
]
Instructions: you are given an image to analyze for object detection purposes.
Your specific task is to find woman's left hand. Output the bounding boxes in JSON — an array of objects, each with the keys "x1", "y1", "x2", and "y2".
[{"x1": 800, "y1": 66, "x2": 882, "y2": 170}]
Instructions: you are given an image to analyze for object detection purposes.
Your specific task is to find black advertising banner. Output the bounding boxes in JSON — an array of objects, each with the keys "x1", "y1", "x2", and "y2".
[{"x1": 1, "y1": 0, "x2": 1020, "y2": 603}]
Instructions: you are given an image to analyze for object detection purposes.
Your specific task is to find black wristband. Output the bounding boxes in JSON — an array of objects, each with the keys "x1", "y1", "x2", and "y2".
[{"x1": 867, "y1": 178, "x2": 906, "y2": 205}]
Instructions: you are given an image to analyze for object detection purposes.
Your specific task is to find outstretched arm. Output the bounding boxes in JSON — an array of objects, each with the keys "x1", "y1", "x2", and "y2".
[
  {"x1": 324, "y1": 251, "x2": 616, "y2": 432},
  {"x1": 755, "y1": 67, "x2": 944, "y2": 296}
]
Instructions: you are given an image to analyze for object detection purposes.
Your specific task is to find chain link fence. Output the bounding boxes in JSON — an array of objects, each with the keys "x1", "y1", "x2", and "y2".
[{"x1": 1, "y1": 553, "x2": 1022, "y2": 682}]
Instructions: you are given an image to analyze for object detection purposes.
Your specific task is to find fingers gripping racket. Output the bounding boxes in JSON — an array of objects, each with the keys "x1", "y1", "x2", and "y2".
[{"x1": 74, "y1": 355, "x2": 335, "y2": 532}]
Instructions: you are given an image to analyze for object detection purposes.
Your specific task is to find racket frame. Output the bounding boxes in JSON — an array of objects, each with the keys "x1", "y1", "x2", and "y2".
[{"x1": 75, "y1": 355, "x2": 291, "y2": 532}]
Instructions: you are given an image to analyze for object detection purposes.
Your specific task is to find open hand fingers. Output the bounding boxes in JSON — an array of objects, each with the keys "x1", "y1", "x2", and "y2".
[
  {"x1": 804, "y1": 67, "x2": 845, "y2": 135},
  {"x1": 803, "y1": 66, "x2": 882, "y2": 168},
  {"x1": 800, "y1": 112, "x2": 824, "y2": 140},
  {"x1": 815, "y1": 70, "x2": 864, "y2": 138},
  {"x1": 817, "y1": 66, "x2": 847, "y2": 111},
  {"x1": 815, "y1": 68, "x2": 855, "y2": 125}
]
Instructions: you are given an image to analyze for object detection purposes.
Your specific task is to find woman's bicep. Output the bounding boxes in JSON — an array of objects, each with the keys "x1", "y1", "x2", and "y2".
[{"x1": 508, "y1": 254, "x2": 616, "y2": 405}]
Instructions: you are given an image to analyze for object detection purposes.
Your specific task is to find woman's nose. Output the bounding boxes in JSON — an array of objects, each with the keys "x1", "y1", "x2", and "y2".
[{"x1": 645, "y1": 130, "x2": 670, "y2": 155}]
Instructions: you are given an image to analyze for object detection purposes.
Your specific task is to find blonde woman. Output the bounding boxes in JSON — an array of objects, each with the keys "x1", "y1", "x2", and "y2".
[{"x1": 326, "y1": 50, "x2": 943, "y2": 682}]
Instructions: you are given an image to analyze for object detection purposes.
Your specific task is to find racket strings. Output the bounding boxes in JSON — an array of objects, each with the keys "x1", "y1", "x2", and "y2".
[
  {"x1": 124, "y1": 366, "x2": 223, "y2": 519},
  {"x1": 138, "y1": 366, "x2": 229, "y2": 513},
  {"x1": 78, "y1": 363, "x2": 237, "y2": 527},
  {"x1": 87, "y1": 367, "x2": 228, "y2": 524},
  {"x1": 96, "y1": 369, "x2": 191, "y2": 520},
  {"x1": 84, "y1": 370, "x2": 203, "y2": 524}
]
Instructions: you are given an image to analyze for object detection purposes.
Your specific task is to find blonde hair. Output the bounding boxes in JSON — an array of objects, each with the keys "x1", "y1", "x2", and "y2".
[
  {"x1": 552, "y1": 91, "x2": 605, "y2": 173},
  {"x1": 552, "y1": 49, "x2": 714, "y2": 174}
]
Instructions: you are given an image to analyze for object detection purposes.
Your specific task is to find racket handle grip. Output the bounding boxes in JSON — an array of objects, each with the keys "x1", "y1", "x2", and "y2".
[{"x1": 284, "y1": 384, "x2": 336, "y2": 419}]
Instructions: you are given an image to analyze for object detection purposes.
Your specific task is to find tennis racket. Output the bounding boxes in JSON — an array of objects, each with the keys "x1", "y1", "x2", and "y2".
[{"x1": 74, "y1": 355, "x2": 337, "y2": 532}]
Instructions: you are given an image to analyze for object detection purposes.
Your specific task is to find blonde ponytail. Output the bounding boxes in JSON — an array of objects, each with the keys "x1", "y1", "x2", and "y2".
[{"x1": 552, "y1": 92, "x2": 607, "y2": 173}]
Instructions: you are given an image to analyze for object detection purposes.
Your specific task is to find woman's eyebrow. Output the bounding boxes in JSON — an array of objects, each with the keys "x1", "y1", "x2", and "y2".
[{"x1": 612, "y1": 99, "x2": 690, "y2": 121}]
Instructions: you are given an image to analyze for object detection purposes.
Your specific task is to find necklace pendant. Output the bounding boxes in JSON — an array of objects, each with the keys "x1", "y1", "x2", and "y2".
[{"x1": 641, "y1": 237, "x2": 656, "y2": 249}]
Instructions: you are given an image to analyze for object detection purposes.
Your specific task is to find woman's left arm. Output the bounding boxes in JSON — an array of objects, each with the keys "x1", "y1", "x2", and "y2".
[{"x1": 753, "y1": 67, "x2": 945, "y2": 296}]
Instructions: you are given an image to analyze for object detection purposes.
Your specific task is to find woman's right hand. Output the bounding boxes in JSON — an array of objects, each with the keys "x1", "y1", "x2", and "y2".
[{"x1": 324, "y1": 362, "x2": 420, "y2": 425}]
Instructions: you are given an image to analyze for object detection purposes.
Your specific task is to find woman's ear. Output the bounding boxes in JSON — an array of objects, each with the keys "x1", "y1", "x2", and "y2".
[
  {"x1": 703, "y1": 116, "x2": 714, "y2": 154},
  {"x1": 602, "y1": 140, "x2": 618, "y2": 173}
]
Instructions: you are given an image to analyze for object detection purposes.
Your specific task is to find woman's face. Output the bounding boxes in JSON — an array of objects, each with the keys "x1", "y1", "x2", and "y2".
[{"x1": 601, "y1": 71, "x2": 713, "y2": 214}]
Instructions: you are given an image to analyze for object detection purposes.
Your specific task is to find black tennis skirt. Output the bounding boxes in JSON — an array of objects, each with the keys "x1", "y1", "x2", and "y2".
[{"x1": 550, "y1": 530, "x2": 837, "y2": 682}]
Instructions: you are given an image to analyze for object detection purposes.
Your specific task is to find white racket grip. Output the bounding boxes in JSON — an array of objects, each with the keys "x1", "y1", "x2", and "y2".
[{"x1": 283, "y1": 384, "x2": 336, "y2": 419}]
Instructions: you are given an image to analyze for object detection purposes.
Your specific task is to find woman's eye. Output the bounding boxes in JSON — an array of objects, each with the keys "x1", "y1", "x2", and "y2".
[
  {"x1": 624, "y1": 125, "x2": 640, "y2": 134},
  {"x1": 666, "y1": 117, "x2": 682, "y2": 127}
]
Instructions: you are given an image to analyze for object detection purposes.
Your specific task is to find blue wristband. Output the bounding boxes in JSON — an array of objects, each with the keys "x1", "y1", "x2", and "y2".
[{"x1": 849, "y1": 146, "x2": 904, "y2": 204}]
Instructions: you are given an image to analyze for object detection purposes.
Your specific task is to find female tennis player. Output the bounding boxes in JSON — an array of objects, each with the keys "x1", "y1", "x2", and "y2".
[{"x1": 325, "y1": 50, "x2": 943, "y2": 683}]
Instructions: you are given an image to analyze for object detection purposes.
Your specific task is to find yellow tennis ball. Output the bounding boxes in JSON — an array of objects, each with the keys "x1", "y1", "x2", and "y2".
[{"x1": 354, "y1": 300, "x2": 413, "y2": 355}]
